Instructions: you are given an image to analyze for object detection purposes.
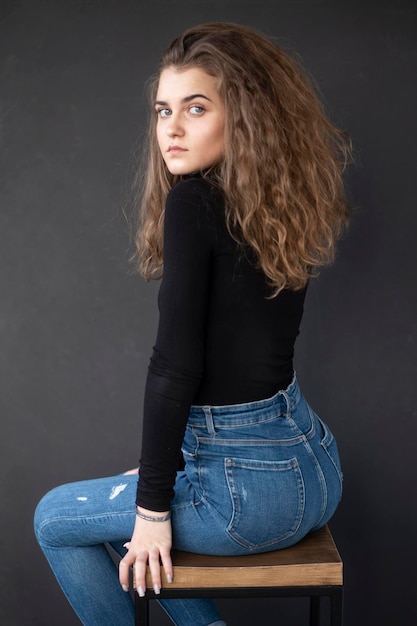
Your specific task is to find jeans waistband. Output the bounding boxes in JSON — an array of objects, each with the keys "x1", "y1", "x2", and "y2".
[{"x1": 188, "y1": 373, "x2": 301, "y2": 429}]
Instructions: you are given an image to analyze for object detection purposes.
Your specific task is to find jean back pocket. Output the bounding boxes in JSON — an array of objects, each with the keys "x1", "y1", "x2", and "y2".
[{"x1": 225, "y1": 456, "x2": 305, "y2": 550}]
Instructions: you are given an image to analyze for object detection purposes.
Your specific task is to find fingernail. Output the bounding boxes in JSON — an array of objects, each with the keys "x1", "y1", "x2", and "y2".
[
  {"x1": 153, "y1": 584, "x2": 160, "y2": 595},
  {"x1": 123, "y1": 542, "x2": 130, "y2": 549},
  {"x1": 122, "y1": 584, "x2": 129, "y2": 592},
  {"x1": 167, "y1": 574, "x2": 173, "y2": 584},
  {"x1": 137, "y1": 586, "x2": 145, "y2": 598}
]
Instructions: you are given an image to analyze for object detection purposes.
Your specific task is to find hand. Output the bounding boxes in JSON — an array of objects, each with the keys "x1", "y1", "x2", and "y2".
[
  {"x1": 123, "y1": 467, "x2": 139, "y2": 475},
  {"x1": 119, "y1": 508, "x2": 173, "y2": 597}
]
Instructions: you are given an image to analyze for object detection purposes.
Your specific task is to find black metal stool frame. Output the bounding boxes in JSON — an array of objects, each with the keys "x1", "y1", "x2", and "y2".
[{"x1": 134, "y1": 584, "x2": 343, "y2": 625}]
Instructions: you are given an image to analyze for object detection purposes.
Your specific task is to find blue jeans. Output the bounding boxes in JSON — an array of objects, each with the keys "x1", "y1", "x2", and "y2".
[{"x1": 34, "y1": 375, "x2": 342, "y2": 625}]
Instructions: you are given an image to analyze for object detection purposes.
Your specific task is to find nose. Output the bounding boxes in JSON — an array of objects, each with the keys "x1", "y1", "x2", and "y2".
[{"x1": 166, "y1": 113, "x2": 184, "y2": 138}]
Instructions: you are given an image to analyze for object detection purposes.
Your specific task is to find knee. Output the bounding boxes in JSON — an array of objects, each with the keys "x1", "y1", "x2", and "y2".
[{"x1": 34, "y1": 484, "x2": 69, "y2": 547}]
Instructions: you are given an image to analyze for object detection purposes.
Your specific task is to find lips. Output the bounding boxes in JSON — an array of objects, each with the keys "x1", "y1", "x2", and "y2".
[{"x1": 168, "y1": 145, "x2": 187, "y2": 153}]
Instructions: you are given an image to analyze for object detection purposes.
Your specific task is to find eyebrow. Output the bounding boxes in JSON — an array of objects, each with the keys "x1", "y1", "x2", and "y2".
[{"x1": 154, "y1": 93, "x2": 213, "y2": 106}]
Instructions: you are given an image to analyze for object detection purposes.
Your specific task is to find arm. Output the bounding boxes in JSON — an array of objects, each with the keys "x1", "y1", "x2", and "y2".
[{"x1": 119, "y1": 178, "x2": 217, "y2": 594}]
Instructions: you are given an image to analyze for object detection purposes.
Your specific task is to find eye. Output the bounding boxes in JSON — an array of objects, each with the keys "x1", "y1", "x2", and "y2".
[
  {"x1": 189, "y1": 105, "x2": 205, "y2": 115},
  {"x1": 156, "y1": 108, "x2": 171, "y2": 118}
]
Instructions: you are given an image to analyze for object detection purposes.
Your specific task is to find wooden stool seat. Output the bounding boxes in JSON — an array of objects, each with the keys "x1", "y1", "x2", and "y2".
[{"x1": 135, "y1": 525, "x2": 343, "y2": 625}]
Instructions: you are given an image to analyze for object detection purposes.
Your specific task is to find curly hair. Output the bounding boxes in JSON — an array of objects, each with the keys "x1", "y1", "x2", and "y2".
[{"x1": 133, "y1": 22, "x2": 351, "y2": 295}]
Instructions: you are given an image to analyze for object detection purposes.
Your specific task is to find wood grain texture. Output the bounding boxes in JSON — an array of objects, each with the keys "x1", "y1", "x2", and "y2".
[{"x1": 144, "y1": 526, "x2": 343, "y2": 590}]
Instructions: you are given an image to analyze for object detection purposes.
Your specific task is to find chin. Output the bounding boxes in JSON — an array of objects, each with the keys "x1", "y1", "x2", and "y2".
[{"x1": 166, "y1": 166, "x2": 195, "y2": 176}]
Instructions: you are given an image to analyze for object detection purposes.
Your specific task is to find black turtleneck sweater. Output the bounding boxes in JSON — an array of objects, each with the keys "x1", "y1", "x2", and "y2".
[{"x1": 136, "y1": 176, "x2": 307, "y2": 511}]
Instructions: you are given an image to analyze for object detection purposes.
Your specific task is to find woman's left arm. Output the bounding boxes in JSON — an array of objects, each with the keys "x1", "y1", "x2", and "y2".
[{"x1": 119, "y1": 178, "x2": 219, "y2": 594}]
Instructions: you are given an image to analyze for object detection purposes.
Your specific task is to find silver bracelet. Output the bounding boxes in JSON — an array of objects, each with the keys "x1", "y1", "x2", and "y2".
[{"x1": 136, "y1": 508, "x2": 171, "y2": 522}]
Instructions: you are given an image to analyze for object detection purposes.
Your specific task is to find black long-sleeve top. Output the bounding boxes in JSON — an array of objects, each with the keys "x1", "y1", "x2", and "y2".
[{"x1": 136, "y1": 175, "x2": 307, "y2": 511}]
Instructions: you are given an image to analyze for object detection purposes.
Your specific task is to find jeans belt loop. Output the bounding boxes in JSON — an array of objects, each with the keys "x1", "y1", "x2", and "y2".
[
  {"x1": 203, "y1": 406, "x2": 216, "y2": 435},
  {"x1": 279, "y1": 391, "x2": 291, "y2": 419}
]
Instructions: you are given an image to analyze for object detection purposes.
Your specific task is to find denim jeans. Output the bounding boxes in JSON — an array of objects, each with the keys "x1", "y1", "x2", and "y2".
[{"x1": 34, "y1": 375, "x2": 342, "y2": 625}]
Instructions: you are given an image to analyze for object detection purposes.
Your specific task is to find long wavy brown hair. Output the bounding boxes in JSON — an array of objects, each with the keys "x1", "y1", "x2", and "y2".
[{"x1": 133, "y1": 22, "x2": 350, "y2": 295}]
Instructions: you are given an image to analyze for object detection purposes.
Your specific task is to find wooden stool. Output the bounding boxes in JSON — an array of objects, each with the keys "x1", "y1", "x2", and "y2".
[{"x1": 134, "y1": 525, "x2": 343, "y2": 625}]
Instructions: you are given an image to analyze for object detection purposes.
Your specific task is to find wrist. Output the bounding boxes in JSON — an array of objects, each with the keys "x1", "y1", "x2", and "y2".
[{"x1": 135, "y1": 506, "x2": 171, "y2": 522}]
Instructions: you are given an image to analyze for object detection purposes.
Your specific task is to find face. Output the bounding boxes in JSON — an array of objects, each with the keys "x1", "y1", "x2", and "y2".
[{"x1": 155, "y1": 67, "x2": 225, "y2": 175}]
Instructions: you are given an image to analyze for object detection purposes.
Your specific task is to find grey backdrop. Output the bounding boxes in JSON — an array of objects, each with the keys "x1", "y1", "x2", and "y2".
[{"x1": 1, "y1": 1, "x2": 416, "y2": 624}]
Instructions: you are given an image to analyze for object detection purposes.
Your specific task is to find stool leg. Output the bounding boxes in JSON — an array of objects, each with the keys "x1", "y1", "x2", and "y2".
[
  {"x1": 310, "y1": 596, "x2": 321, "y2": 626},
  {"x1": 134, "y1": 595, "x2": 149, "y2": 626},
  {"x1": 330, "y1": 588, "x2": 343, "y2": 626}
]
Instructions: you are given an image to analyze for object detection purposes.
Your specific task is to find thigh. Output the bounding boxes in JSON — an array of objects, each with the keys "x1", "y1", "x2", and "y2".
[{"x1": 34, "y1": 473, "x2": 137, "y2": 546}]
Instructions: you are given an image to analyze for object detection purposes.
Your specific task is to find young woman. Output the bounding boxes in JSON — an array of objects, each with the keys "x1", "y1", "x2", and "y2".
[{"x1": 34, "y1": 22, "x2": 350, "y2": 626}]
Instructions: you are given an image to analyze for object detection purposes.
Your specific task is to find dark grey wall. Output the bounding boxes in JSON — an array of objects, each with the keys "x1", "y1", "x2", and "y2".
[{"x1": 1, "y1": 1, "x2": 416, "y2": 624}]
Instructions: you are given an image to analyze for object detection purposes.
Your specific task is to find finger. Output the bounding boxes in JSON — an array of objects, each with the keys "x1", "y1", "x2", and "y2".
[
  {"x1": 160, "y1": 549, "x2": 173, "y2": 584},
  {"x1": 148, "y1": 550, "x2": 162, "y2": 595},
  {"x1": 119, "y1": 554, "x2": 134, "y2": 592},
  {"x1": 133, "y1": 558, "x2": 148, "y2": 597}
]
